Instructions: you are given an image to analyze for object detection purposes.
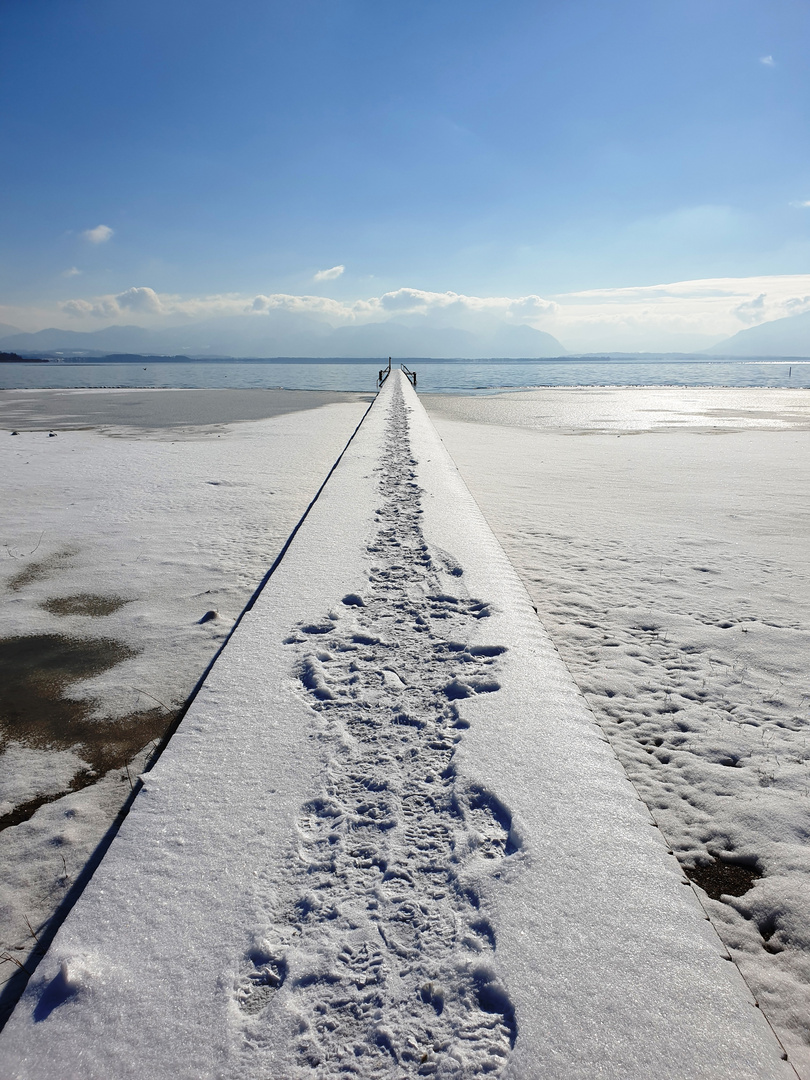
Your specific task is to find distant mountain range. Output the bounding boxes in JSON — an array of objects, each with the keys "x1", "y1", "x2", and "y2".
[
  {"x1": 707, "y1": 309, "x2": 810, "y2": 356},
  {"x1": 0, "y1": 316, "x2": 566, "y2": 359},
  {"x1": 5, "y1": 306, "x2": 810, "y2": 358}
]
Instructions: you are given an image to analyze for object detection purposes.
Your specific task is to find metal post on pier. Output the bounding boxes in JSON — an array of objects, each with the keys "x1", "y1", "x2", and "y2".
[
  {"x1": 377, "y1": 357, "x2": 392, "y2": 388},
  {"x1": 400, "y1": 364, "x2": 417, "y2": 387}
]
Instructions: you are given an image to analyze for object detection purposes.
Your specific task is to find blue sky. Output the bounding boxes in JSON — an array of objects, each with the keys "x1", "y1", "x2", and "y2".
[{"x1": 2, "y1": 0, "x2": 810, "y2": 350}]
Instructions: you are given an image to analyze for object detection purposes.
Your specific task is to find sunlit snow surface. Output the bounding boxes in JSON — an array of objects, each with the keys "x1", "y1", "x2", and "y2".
[
  {"x1": 0, "y1": 376, "x2": 792, "y2": 1078},
  {"x1": 0, "y1": 390, "x2": 370, "y2": 1003},
  {"x1": 0, "y1": 744, "x2": 92, "y2": 819},
  {"x1": 427, "y1": 385, "x2": 810, "y2": 1077}
]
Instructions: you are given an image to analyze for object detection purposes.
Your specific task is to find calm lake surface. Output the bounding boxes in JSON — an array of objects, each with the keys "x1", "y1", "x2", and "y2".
[{"x1": 1, "y1": 358, "x2": 809, "y2": 393}]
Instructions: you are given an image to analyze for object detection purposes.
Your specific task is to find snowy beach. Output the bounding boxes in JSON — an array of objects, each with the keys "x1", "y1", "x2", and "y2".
[
  {"x1": 0, "y1": 376, "x2": 803, "y2": 1077},
  {"x1": 0, "y1": 387, "x2": 371, "y2": 1014},
  {"x1": 425, "y1": 386, "x2": 810, "y2": 1074},
  {"x1": 0, "y1": 379, "x2": 806, "y2": 1075}
]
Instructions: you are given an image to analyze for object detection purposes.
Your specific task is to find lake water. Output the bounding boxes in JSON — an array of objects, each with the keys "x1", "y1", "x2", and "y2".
[{"x1": 1, "y1": 358, "x2": 808, "y2": 393}]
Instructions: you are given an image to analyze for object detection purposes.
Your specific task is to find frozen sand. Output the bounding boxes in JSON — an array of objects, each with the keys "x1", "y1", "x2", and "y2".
[
  {"x1": 425, "y1": 386, "x2": 810, "y2": 1076},
  {"x1": 423, "y1": 385, "x2": 810, "y2": 433},
  {"x1": 0, "y1": 388, "x2": 370, "y2": 1006},
  {"x1": 0, "y1": 376, "x2": 792, "y2": 1078},
  {"x1": 0, "y1": 386, "x2": 372, "y2": 432}
]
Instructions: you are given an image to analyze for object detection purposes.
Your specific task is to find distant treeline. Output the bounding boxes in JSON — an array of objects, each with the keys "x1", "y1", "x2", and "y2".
[
  {"x1": 0, "y1": 351, "x2": 46, "y2": 363},
  {"x1": 66, "y1": 354, "x2": 194, "y2": 363}
]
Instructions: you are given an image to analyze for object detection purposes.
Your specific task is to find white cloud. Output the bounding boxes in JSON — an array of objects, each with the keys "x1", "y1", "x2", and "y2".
[
  {"x1": 60, "y1": 287, "x2": 161, "y2": 319},
  {"x1": 50, "y1": 274, "x2": 810, "y2": 352},
  {"x1": 54, "y1": 284, "x2": 561, "y2": 338},
  {"x1": 116, "y1": 286, "x2": 163, "y2": 314},
  {"x1": 313, "y1": 265, "x2": 345, "y2": 281},
  {"x1": 734, "y1": 292, "x2": 767, "y2": 324},
  {"x1": 760, "y1": 55, "x2": 775, "y2": 66},
  {"x1": 249, "y1": 293, "x2": 354, "y2": 319},
  {"x1": 505, "y1": 295, "x2": 558, "y2": 319},
  {"x1": 550, "y1": 274, "x2": 810, "y2": 350},
  {"x1": 60, "y1": 296, "x2": 120, "y2": 318},
  {"x1": 60, "y1": 299, "x2": 95, "y2": 317},
  {"x1": 248, "y1": 287, "x2": 558, "y2": 326},
  {"x1": 62, "y1": 267, "x2": 82, "y2": 277},
  {"x1": 82, "y1": 224, "x2": 114, "y2": 244},
  {"x1": 60, "y1": 288, "x2": 242, "y2": 321},
  {"x1": 379, "y1": 287, "x2": 433, "y2": 311},
  {"x1": 791, "y1": 200, "x2": 810, "y2": 209},
  {"x1": 373, "y1": 288, "x2": 558, "y2": 323}
]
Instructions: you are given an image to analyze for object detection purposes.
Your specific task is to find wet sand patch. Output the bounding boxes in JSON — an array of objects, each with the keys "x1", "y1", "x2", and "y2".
[
  {"x1": 0, "y1": 633, "x2": 176, "y2": 829},
  {"x1": 41, "y1": 594, "x2": 130, "y2": 617},
  {"x1": 6, "y1": 551, "x2": 74, "y2": 592},
  {"x1": 684, "y1": 856, "x2": 762, "y2": 900},
  {"x1": 0, "y1": 388, "x2": 374, "y2": 432}
]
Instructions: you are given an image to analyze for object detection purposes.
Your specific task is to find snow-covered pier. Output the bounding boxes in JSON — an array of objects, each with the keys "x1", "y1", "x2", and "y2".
[{"x1": 0, "y1": 372, "x2": 794, "y2": 1078}]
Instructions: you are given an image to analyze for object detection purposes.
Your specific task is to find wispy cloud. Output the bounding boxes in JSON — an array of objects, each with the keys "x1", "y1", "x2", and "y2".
[
  {"x1": 313, "y1": 264, "x2": 345, "y2": 281},
  {"x1": 62, "y1": 267, "x2": 82, "y2": 277},
  {"x1": 791, "y1": 200, "x2": 810, "y2": 209},
  {"x1": 760, "y1": 55, "x2": 775, "y2": 67},
  {"x1": 82, "y1": 224, "x2": 114, "y2": 244}
]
